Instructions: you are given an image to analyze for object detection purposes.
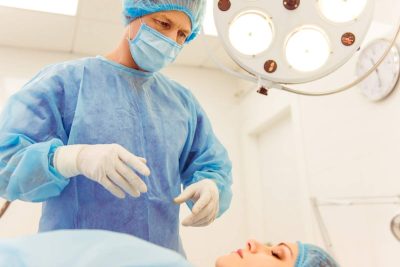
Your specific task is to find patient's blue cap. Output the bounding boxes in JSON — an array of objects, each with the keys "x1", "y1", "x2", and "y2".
[{"x1": 295, "y1": 242, "x2": 340, "y2": 267}]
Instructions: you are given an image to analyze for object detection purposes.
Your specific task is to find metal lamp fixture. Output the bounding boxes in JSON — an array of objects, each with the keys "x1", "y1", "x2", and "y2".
[
  {"x1": 391, "y1": 213, "x2": 400, "y2": 241},
  {"x1": 213, "y1": 0, "x2": 400, "y2": 96}
]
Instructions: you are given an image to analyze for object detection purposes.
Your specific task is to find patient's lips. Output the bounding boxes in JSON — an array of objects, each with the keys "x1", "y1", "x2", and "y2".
[{"x1": 236, "y1": 249, "x2": 243, "y2": 258}]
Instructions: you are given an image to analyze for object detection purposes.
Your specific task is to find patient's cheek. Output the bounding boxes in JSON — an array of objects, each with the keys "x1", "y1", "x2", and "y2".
[
  {"x1": 215, "y1": 254, "x2": 238, "y2": 267},
  {"x1": 215, "y1": 256, "x2": 226, "y2": 267}
]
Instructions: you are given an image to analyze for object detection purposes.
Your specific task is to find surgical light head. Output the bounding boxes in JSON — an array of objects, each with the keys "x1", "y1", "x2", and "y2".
[
  {"x1": 214, "y1": 0, "x2": 374, "y2": 84},
  {"x1": 123, "y1": 0, "x2": 207, "y2": 43}
]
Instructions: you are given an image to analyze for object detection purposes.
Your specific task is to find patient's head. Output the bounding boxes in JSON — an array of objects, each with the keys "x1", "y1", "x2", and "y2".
[{"x1": 215, "y1": 240, "x2": 339, "y2": 267}]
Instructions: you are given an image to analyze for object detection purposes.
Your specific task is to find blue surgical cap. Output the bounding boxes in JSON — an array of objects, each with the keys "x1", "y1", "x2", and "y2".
[
  {"x1": 295, "y1": 242, "x2": 340, "y2": 267},
  {"x1": 122, "y1": 0, "x2": 206, "y2": 42}
]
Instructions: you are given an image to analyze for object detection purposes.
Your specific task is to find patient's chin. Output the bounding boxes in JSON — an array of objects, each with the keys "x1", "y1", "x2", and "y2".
[
  {"x1": 215, "y1": 257, "x2": 225, "y2": 267},
  {"x1": 215, "y1": 254, "x2": 235, "y2": 267}
]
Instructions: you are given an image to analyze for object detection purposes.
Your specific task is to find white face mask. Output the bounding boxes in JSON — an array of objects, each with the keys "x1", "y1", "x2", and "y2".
[{"x1": 128, "y1": 20, "x2": 183, "y2": 72}]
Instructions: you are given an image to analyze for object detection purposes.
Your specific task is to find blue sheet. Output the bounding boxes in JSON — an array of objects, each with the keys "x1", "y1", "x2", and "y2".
[{"x1": 0, "y1": 230, "x2": 193, "y2": 267}]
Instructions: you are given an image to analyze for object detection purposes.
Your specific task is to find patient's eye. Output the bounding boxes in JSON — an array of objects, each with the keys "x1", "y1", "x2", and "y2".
[
  {"x1": 271, "y1": 251, "x2": 280, "y2": 259},
  {"x1": 272, "y1": 245, "x2": 291, "y2": 260}
]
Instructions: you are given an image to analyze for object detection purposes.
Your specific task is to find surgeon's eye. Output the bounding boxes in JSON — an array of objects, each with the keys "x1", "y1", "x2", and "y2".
[
  {"x1": 154, "y1": 19, "x2": 170, "y2": 29},
  {"x1": 178, "y1": 31, "x2": 187, "y2": 40}
]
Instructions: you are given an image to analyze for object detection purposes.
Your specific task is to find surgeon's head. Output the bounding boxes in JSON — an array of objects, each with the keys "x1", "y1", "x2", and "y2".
[
  {"x1": 215, "y1": 240, "x2": 339, "y2": 267},
  {"x1": 128, "y1": 10, "x2": 192, "y2": 46},
  {"x1": 123, "y1": 0, "x2": 206, "y2": 43},
  {"x1": 119, "y1": 0, "x2": 206, "y2": 72}
]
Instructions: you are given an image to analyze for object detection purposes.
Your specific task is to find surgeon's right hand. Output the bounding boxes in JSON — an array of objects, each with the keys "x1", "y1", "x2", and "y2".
[{"x1": 53, "y1": 144, "x2": 150, "y2": 199}]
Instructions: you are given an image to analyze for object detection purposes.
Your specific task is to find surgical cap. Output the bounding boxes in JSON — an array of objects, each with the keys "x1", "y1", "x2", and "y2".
[
  {"x1": 122, "y1": 0, "x2": 206, "y2": 42},
  {"x1": 295, "y1": 242, "x2": 340, "y2": 267}
]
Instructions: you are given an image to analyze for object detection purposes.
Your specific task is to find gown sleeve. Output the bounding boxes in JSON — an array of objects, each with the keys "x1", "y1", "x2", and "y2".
[
  {"x1": 0, "y1": 66, "x2": 74, "y2": 202},
  {"x1": 179, "y1": 93, "x2": 233, "y2": 217}
]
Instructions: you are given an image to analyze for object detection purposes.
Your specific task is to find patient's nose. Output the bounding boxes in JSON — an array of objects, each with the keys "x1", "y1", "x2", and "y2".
[
  {"x1": 246, "y1": 240, "x2": 273, "y2": 254},
  {"x1": 246, "y1": 240, "x2": 263, "y2": 253}
]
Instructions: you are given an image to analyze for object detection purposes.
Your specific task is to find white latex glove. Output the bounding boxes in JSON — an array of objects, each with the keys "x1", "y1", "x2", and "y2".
[
  {"x1": 174, "y1": 179, "x2": 219, "y2": 227},
  {"x1": 53, "y1": 144, "x2": 150, "y2": 199}
]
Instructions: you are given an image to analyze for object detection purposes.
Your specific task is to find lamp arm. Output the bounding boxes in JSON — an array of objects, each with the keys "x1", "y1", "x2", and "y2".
[{"x1": 199, "y1": 29, "x2": 258, "y2": 83}]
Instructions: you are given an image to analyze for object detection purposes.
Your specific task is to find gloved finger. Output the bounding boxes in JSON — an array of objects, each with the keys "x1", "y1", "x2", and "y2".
[
  {"x1": 182, "y1": 212, "x2": 212, "y2": 227},
  {"x1": 116, "y1": 160, "x2": 147, "y2": 193},
  {"x1": 137, "y1": 157, "x2": 147, "y2": 164},
  {"x1": 191, "y1": 204, "x2": 219, "y2": 227},
  {"x1": 182, "y1": 200, "x2": 214, "y2": 226},
  {"x1": 191, "y1": 203, "x2": 219, "y2": 227},
  {"x1": 117, "y1": 147, "x2": 151, "y2": 176},
  {"x1": 191, "y1": 190, "x2": 212, "y2": 215},
  {"x1": 181, "y1": 213, "x2": 195, "y2": 227},
  {"x1": 174, "y1": 186, "x2": 196, "y2": 204},
  {"x1": 98, "y1": 176, "x2": 126, "y2": 199},
  {"x1": 189, "y1": 214, "x2": 215, "y2": 227},
  {"x1": 108, "y1": 169, "x2": 140, "y2": 198}
]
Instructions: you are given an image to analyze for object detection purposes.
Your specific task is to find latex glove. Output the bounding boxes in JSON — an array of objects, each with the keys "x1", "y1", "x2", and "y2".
[
  {"x1": 53, "y1": 144, "x2": 150, "y2": 199},
  {"x1": 174, "y1": 179, "x2": 219, "y2": 227}
]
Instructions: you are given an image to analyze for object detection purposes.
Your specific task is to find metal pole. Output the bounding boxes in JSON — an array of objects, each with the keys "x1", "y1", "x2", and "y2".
[
  {"x1": 0, "y1": 201, "x2": 11, "y2": 218},
  {"x1": 310, "y1": 197, "x2": 336, "y2": 257}
]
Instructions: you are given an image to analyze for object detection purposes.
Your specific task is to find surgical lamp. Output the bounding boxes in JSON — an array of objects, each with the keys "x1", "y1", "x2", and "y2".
[{"x1": 213, "y1": 0, "x2": 400, "y2": 96}]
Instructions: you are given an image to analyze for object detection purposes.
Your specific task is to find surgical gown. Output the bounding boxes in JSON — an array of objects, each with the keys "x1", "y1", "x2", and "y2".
[
  {"x1": 0, "y1": 230, "x2": 193, "y2": 267},
  {"x1": 0, "y1": 56, "x2": 232, "y2": 254}
]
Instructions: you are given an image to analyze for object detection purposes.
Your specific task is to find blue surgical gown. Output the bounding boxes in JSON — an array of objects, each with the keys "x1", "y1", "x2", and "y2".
[
  {"x1": 0, "y1": 230, "x2": 194, "y2": 267},
  {"x1": 0, "y1": 56, "x2": 232, "y2": 255}
]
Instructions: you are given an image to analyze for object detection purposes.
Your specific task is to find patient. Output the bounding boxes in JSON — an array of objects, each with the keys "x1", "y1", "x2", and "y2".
[
  {"x1": 0, "y1": 230, "x2": 339, "y2": 267},
  {"x1": 216, "y1": 239, "x2": 339, "y2": 267}
]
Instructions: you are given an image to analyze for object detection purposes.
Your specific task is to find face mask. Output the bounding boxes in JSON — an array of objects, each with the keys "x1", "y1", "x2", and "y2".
[{"x1": 128, "y1": 20, "x2": 183, "y2": 72}]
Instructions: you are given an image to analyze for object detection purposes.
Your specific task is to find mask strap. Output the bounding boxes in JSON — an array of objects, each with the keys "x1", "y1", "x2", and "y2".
[{"x1": 128, "y1": 17, "x2": 143, "y2": 41}]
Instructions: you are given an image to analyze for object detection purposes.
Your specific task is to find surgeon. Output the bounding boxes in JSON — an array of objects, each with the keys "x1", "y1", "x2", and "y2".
[{"x1": 0, "y1": 0, "x2": 232, "y2": 255}]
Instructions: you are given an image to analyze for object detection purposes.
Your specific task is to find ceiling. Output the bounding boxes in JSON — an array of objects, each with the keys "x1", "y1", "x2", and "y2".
[
  {"x1": 0, "y1": 0, "x2": 238, "y2": 70},
  {"x1": 0, "y1": 0, "x2": 396, "y2": 70}
]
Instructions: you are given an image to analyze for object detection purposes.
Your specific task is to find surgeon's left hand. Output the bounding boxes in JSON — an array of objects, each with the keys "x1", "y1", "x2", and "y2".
[{"x1": 174, "y1": 179, "x2": 219, "y2": 227}]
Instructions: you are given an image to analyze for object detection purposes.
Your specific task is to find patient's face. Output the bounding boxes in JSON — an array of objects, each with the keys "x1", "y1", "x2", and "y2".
[{"x1": 215, "y1": 240, "x2": 298, "y2": 267}]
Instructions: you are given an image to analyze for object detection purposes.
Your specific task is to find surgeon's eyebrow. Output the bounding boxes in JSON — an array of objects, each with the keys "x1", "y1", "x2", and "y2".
[{"x1": 278, "y1": 243, "x2": 293, "y2": 257}]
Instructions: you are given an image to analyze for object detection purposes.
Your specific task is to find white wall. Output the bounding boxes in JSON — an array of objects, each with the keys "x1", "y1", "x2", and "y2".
[
  {"x1": 0, "y1": 47, "x2": 246, "y2": 267},
  {"x1": 237, "y1": 88, "x2": 313, "y2": 243},
  {"x1": 237, "y1": 20, "x2": 400, "y2": 267}
]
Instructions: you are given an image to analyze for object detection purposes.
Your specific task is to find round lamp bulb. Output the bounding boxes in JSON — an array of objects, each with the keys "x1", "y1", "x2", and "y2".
[
  {"x1": 285, "y1": 27, "x2": 330, "y2": 72},
  {"x1": 229, "y1": 12, "x2": 273, "y2": 56},
  {"x1": 319, "y1": 0, "x2": 368, "y2": 23}
]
